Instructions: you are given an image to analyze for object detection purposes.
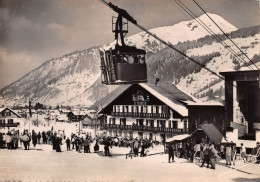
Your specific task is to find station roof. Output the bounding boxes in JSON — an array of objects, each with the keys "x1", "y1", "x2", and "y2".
[{"x1": 220, "y1": 70, "x2": 260, "y2": 81}]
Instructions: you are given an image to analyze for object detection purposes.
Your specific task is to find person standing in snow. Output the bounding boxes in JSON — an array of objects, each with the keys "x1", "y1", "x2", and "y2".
[
  {"x1": 200, "y1": 143, "x2": 210, "y2": 168},
  {"x1": 83, "y1": 137, "x2": 89, "y2": 153},
  {"x1": 94, "y1": 140, "x2": 99, "y2": 153},
  {"x1": 32, "y1": 131, "x2": 37, "y2": 149},
  {"x1": 226, "y1": 144, "x2": 232, "y2": 165},
  {"x1": 78, "y1": 137, "x2": 83, "y2": 153},
  {"x1": 66, "y1": 137, "x2": 71, "y2": 151},
  {"x1": 240, "y1": 143, "x2": 246, "y2": 162},
  {"x1": 5, "y1": 133, "x2": 12, "y2": 149},
  {"x1": 208, "y1": 143, "x2": 220, "y2": 170},
  {"x1": 55, "y1": 137, "x2": 62, "y2": 152},
  {"x1": 168, "y1": 145, "x2": 175, "y2": 163},
  {"x1": 37, "y1": 132, "x2": 41, "y2": 144},
  {"x1": 71, "y1": 136, "x2": 75, "y2": 150},
  {"x1": 133, "y1": 139, "x2": 139, "y2": 156},
  {"x1": 21, "y1": 132, "x2": 30, "y2": 150}
]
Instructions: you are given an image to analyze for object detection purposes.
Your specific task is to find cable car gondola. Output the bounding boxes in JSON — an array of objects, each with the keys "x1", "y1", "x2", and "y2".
[{"x1": 99, "y1": 6, "x2": 147, "y2": 85}]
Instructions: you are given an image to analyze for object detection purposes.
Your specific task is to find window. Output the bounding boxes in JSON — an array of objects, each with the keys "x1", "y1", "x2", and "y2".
[
  {"x1": 161, "y1": 120, "x2": 165, "y2": 128},
  {"x1": 116, "y1": 106, "x2": 120, "y2": 112},
  {"x1": 146, "y1": 119, "x2": 154, "y2": 127},
  {"x1": 133, "y1": 106, "x2": 138, "y2": 113},
  {"x1": 156, "y1": 106, "x2": 159, "y2": 113},
  {"x1": 137, "y1": 91, "x2": 143, "y2": 95},
  {"x1": 136, "y1": 119, "x2": 143, "y2": 126},
  {"x1": 143, "y1": 106, "x2": 147, "y2": 113},
  {"x1": 124, "y1": 106, "x2": 128, "y2": 113},
  {"x1": 113, "y1": 106, "x2": 116, "y2": 112},
  {"x1": 184, "y1": 120, "x2": 187, "y2": 129},
  {"x1": 147, "y1": 106, "x2": 151, "y2": 113},
  {"x1": 0, "y1": 119, "x2": 2, "y2": 124},
  {"x1": 109, "y1": 118, "x2": 115, "y2": 125},
  {"x1": 140, "y1": 106, "x2": 143, "y2": 113},
  {"x1": 150, "y1": 120, "x2": 154, "y2": 127},
  {"x1": 7, "y1": 119, "x2": 14, "y2": 124},
  {"x1": 129, "y1": 106, "x2": 132, "y2": 113},
  {"x1": 153, "y1": 106, "x2": 157, "y2": 114},
  {"x1": 118, "y1": 130, "x2": 122, "y2": 137},
  {"x1": 168, "y1": 121, "x2": 171, "y2": 128},
  {"x1": 158, "y1": 106, "x2": 162, "y2": 114},
  {"x1": 172, "y1": 121, "x2": 178, "y2": 129},
  {"x1": 120, "y1": 118, "x2": 126, "y2": 125},
  {"x1": 162, "y1": 106, "x2": 168, "y2": 114},
  {"x1": 5, "y1": 112, "x2": 11, "y2": 116},
  {"x1": 157, "y1": 120, "x2": 166, "y2": 128}
]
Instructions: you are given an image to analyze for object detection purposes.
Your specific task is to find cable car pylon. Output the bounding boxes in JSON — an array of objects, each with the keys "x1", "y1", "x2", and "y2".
[
  {"x1": 99, "y1": 1, "x2": 147, "y2": 85},
  {"x1": 100, "y1": 0, "x2": 227, "y2": 83}
]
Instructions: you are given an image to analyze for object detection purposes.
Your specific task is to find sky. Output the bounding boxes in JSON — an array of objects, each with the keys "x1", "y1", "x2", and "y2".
[{"x1": 0, "y1": 0, "x2": 259, "y2": 89}]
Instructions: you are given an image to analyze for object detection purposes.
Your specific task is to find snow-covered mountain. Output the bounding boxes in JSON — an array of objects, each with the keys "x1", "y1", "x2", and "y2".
[{"x1": 1, "y1": 13, "x2": 259, "y2": 107}]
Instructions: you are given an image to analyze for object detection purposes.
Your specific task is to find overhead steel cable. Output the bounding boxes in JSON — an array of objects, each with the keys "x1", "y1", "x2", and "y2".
[
  {"x1": 170, "y1": 0, "x2": 254, "y2": 70},
  {"x1": 100, "y1": 0, "x2": 227, "y2": 81},
  {"x1": 192, "y1": 0, "x2": 259, "y2": 70},
  {"x1": 99, "y1": 0, "x2": 241, "y2": 89}
]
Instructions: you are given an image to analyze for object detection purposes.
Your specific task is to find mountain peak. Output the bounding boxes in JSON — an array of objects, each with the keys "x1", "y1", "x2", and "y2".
[{"x1": 1, "y1": 13, "x2": 255, "y2": 107}]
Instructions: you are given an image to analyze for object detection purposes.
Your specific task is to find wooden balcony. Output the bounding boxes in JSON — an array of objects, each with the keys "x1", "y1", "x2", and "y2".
[
  {"x1": 0, "y1": 123, "x2": 19, "y2": 127},
  {"x1": 111, "y1": 112, "x2": 170, "y2": 119},
  {"x1": 100, "y1": 124, "x2": 188, "y2": 134}
]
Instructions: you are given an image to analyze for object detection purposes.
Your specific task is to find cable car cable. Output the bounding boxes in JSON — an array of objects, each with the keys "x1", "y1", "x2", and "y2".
[
  {"x1": 192, "y1": 0, "x2": 259, "y2": 70},
  {"x1": 170, "y1": 0, "x2": 254, "y2": 70},
  {"x1": 100, "y1": 0, "x2": 239, "y2": 88}
]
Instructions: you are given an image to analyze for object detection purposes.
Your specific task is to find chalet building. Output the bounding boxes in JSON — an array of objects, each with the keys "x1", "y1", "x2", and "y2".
[
  {"x1": 220, "y1": 70, "x2": 260, "y2": 141},
  {"x1": 187, "y1": 102, "x2": 225, "y2": 134},
  {"x1": 56, "y1": 114, "x2": 68, "y2": 122},
  {"x1": 67, "y1": 111, "x2": 88, "y2": 122},
  {"x1": 82, "y1": 115, "x2": 95, "y2": 129},
  {"x1": 98, "y1": 83, "x2": 196, "y2": 142},
  {"x1": 0, "y1": 107, "x2": 22, "y2": 133}
]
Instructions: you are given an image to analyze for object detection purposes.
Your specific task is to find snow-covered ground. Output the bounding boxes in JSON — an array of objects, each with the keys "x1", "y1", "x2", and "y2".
[{"x1": 0, "y1": 144, "x2": 259, "y2": 182}]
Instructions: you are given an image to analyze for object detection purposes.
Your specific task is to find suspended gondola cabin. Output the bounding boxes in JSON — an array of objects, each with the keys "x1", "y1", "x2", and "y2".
[{"x1": 99, "y1": 8, "x2": 147, "y2": 85}]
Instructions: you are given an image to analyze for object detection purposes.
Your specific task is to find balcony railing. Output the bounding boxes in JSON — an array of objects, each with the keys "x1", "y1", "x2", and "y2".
[
  {"x1": 111, "y1": 112, "x2": 170, "y2": 119},
  {"x1": 0, "y1": 123, "x2": 19, "y2": 127},
  {"x1": 100, "y1": 124, "x2": 188, "y2": 133}
]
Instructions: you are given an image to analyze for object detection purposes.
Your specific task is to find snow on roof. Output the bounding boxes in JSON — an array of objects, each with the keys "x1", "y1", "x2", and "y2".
[
  {"x1": 166, "y1": 134, "x2": 190, "y2": 143},
  {"x1": 57, "y1": 114, "x2": 68, "y2": 120},
  {"x1": 0, "y1": 107, "x2": 5, "y2": 113},
  {"x1": 0, "y1": 107, "x2": 22, "y2": 118},
  {"x1": 72, "y1": 111, "x2": 88, "y2": 116},
  {"x1": 187, "y1": 101, "x2": 224, "y2": 106},
  {"x1": 99, "y1": 83, "x2": 195, "y2": 116},
  {"x1": 139, "y1": 83, "x2": 194, "y2": 116}
]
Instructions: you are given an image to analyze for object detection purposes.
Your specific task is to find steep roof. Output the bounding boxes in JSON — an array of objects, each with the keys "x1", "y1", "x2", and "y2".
[
  {"x1": 98, "y1": 83, "x2": 195, "y2": 117},
  {"x1": 200, "y1": 124, "x2": 223, "y2": 144},
  {"x1": 165, "y1": 134, "x2": 190, "y2": 143},
  {"x1": 191, "y1": 124, "x2": 224, "y2": 144},
  {"x1": 140, "y1": 83, "x2": 195, "y2": 116},
  {"x1": 0, "y1": 107, "x2": 22, "y2": 118}
]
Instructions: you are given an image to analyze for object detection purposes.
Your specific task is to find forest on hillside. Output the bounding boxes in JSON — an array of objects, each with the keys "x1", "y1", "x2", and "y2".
[
  {"x1": 147, "y1": 25, "x2": 260, "y2": 84},
  {"x1": 146, "y1": 25, "x2": 260, "y2": 102}
]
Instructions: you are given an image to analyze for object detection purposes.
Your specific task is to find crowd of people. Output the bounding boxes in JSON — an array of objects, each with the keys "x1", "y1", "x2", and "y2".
[
  {"x1": 168, "y1": 141, "x2": 260, "y2": 170},
  {"x1": 0, "y1": 130, "x2": 155, "y2": 158},
  {"x1": 2, "y1": 130, "x2": 260, "y2": 169}
]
